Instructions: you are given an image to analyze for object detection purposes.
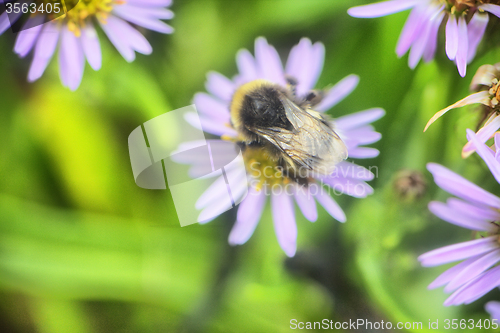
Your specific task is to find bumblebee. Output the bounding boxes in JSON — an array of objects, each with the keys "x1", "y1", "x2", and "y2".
[{"x1": 230, "y1": 79, "x2": 347, "y2": 180}]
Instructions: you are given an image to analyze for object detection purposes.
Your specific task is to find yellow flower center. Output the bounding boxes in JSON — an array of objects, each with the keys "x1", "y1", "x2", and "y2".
[
  {"x1": 441, "y1": 0, "x2": 499, "y2": 15},
  {"x1": 243, "y1": 146, "x2": 287, "y2": 190},
  {"x1": 36, "y1": 0, "x2": 123, "y2": 36}
]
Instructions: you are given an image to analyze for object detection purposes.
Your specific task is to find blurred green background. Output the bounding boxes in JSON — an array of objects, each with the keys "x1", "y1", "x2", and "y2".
[{"x1": 1, "y1": 0, "x2": 500, "y2": 332}]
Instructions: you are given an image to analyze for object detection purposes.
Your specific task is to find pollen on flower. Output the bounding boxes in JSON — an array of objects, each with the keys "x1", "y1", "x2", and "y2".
[
  {"x1": 471, "y1": 63, "x2": 500, "y2": 109},
  {"x1": 40, "y1": 0, "x2": 122, "y2": 36},
  {"x1": 447, "y1": 0, "x2": 476, "y2": 13},
  {"x1": 243, "y1": 147, "x2": 287, "y2": 189},
  {"x1": 424, "y1": 63, "x2": 500, "y2": 133}
]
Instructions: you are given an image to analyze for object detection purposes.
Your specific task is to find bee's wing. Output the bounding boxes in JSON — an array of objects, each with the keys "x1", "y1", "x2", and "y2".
[{"x1": 254, "y1": 96, "x2": 348, "y2": 175}]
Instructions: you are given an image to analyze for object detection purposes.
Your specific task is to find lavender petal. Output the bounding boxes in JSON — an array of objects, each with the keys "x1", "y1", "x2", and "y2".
[
  {"x1": 193, "y1": 92, "x2": 230, "y2": 122},
  {"x1": 485, "y1": 301, "x2": 500, "y2": 321},
  {"x1": 315, "y1": 189, "x2": 346, "y2": 222},
  {"x1": 255, "y1": 37, "x2": 286, "y2": 86},
  {"x1": 316, "y1": 75, "x2": 359, "y2": 112},
  {"x1": 205, "y1": 71, "x2": 235, "y2": 102},
  {"x1": 467, "y1": 12, "x2": 488, "y2": 64},
  {"x1": 466, "y1": 129, "x2": 500, "y2": 184},
  {"x1": 81, "y1": 24, "x2": 102, "y2": 71},
  {"x1": 335, "y1": 108, "x2": 385, "y2": 131},
  {"x1": 445, "y1": 265, "x2": 500, "y2": 306},
  {"x1": 348, "y1": 0, "x2": 418, "y2": 18},
  {"x1": 272, "y1": 190, "x2": 297, "y2": 257},
  {"x1": 428, "y1": 256, "x2": 481, "y2": 289},
  {"x1": 27, "y1": 22, "x2": 60, "y2": 82},
  {"x1": 455, "y1": 16, "x2": 468, "y2": 77},
  {"x1": 428, "y1": 201, "x2": 496, "y2": 232},
  {"x1": 418, "y1": 236, "x2": 497, "y2": 267},
  {"x1": 479, "y1": 4, "x2": 500, "y2": 18},
  {"x1": 445, "y1": 248, "x2": 500, "y2": 292},
  {"x1": 294, "y1": 186, "x2": 318, "y2": 222},
  {"x1": 427, "y1": 163, "x2": 500, "y2": 209},
  {"x1": 229, "y1": 187, "x2": 266, "y2": 245},
  {"x1": 445, "y1": 14, "x2": 458, "y2": 60}
]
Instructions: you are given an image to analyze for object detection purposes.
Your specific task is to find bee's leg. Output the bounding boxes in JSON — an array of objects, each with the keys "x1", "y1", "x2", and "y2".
[
  {"x1": 303, "y1": 90, "x2": 325, "y2": 108},
  {"x1": 285, "y1": 75, "x2": 298, "y2": 97}
]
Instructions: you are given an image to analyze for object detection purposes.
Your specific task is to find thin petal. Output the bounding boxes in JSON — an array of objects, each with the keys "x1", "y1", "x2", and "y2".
[
  {"x1": 205, "y1": 71, "x2": 235, "y2": 102},
  {"x1": 427, "y1": 163, "x2": 500, "y2": 209},
  {"x1": 485, "y1": 301, "x2": 500, "y2": 321},
  {"x1": 272, "y1": 190, "x2": 297, "y2": 257},
  {"x1": 316, "y1": 75, "x2": 359, "y2": 112},
  {"x1": 447, "y1": 198, "x2": 500, "y2": 227},
  {"x1": 229, "y1": 186, "x2": 266, "y2": 245},
  {"x1": 184, "y1": 112, "x2": 238, "y2": 138},
  {"x1": 335, "y1": 107, "x2": 385, "y2": 131},
  {"x1": 195, "y1": 174, "x2": 231, "y2": 210},
  {"x1": 396, "y1": 5, "x2": 427, "y2": 57},
  {"x1": 294, "y1": 186, "x2": 317, "y2": 222},
  {"x1": 236, "y1": 49, "x2": 259, "y2": 84},
  {"x1": 466, "y1": 129, "x2": 500, "y2": 183},
  {"x1": 467, "y1": 12, "x2": 488, "y2": 63},
  {"x1": 285, "y1": 38, "x2": 325, "y2": 96},
  {"x1": 333, "y1": 161, "x2": 375, "y2": 181},
  {"x1": 408, "y1": 5, "x2": 443, "y2": 69},
  {"x1": 81, "y1": 24, "x2": 102, "y2": 70},
  {"x1": 429, "y1": 201, "x2": 496, "y2": 232},
  {"x1": 455, "y1": 16, "x2": 468, "y2": 77},
  {"x1": 347, "y1": 147, "x2": 380, "y2": 158},
  {"x1": 348, "y1": 0, "x2": 419, "y2": 18},
  {"x1": 418, "y1": 236, "x2": 497, "y2": 266},
  {"x1": 321, "y1": 177, "x2": 373, "y2": 198},
  {"x1": 14, "y1": 15, "x2": 45, "y2": 57},
  {"x1": 445, "y1": 249, "x2": 500, "y2": 292},
  {"x1": 424, "y1": 91, "x2": 490, "y2": 131},
  {"x1": 255, "y1": 37, "x2": 286, "y2": 86},
  {"x1": 462, "y1": 115, "x2": 500, "y2": 157},
  {"x1": 27, "y1": 22, "x2": 60, "y2": 82},
  {"x1": 479, "y1": 4, "x2": 500, "y2": 18},
  {"x1": 315, "y1": 189, "x2": 346, "y2": 222},
  {"x1": 445, "y1": 265, "x2": 500, "y2": 305},
  {"x1": 112, "y1": 5, "x2": 174, "y2": 34},
  {"x1": 286, "y1": 38, "x2": 312, "y2": 92},
  {"x1": 428, "y1": 256, "x2": 481, "y2": 289},
  {"x1": 100, "y1": 16, "x2": 135, "y2": 61},
  {"x1": 445, "y1": 15, "x2": 458, "y2": 60},
  {"x1": 59, "y1": 27, "x2": 85, "y2": 91},
  {"x1": 423, "y1": 10, "x2": 444, "y2": 62},
  {"x1": 193, "y1": 92, "x2": 230, "y2": 122}
]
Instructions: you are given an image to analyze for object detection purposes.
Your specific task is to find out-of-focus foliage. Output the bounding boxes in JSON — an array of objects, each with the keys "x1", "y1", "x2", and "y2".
[{"x1": 1, "y1": 0, "x2": 499, "y2": 332}]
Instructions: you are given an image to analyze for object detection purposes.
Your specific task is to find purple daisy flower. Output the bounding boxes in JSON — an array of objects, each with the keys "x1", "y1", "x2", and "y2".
[
  {"x1": 419, "y1": 130, "x2": 500, "y2": 306},
  {"x1": 348, "y1": 0, "x2": 500, "y2": 77},
  {"x1": 0, "y1": 0, "x2": 174, "y2": 90},
  {"x1": 178, "y1": 37, "x2": 384, "y2": 257}
]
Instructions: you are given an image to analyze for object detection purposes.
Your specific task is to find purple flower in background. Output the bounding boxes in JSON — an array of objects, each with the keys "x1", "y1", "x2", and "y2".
[
  {"x1": 178, "y1": 37, "x2": 384, "y2": 257},
  {"x1": 486, "y1": 301, "x2": 500, "y2": 321},
  {"x1": 348, "y1": 0, "x2": 500, "y2": 77},
  {"x1": 0, "y1": 0, "x2": 174, "y2": 90},
  {"x1": 419, "y1": 130, "x2": 500, "y2": 306}
]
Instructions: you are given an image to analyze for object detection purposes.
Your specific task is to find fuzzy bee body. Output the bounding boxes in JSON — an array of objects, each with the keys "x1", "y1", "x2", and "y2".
[{"x1": 230, "y1": 79, "x2": 348, "y2": 178}]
